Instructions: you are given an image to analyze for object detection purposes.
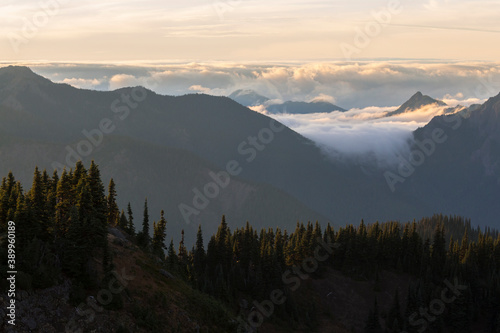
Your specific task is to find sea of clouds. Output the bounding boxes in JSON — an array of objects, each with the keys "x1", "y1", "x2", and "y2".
[{"x1": 3, "y1": 61, "x2": 499, "y2": 165}]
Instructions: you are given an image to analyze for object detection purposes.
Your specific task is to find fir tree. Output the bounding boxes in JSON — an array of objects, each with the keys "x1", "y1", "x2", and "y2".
[
  {"x1": 118, "y1": 210, "x2": 128, "y2": 230},
  {"x1": 152, "y1": 210, "x2": 167, "y2": 258},
  {"x1": 106, "y1": 178, "x2": 119, "y2": 225},
  {"x1": 126, "y1": 202, "x2": 135, "y2": 235}
]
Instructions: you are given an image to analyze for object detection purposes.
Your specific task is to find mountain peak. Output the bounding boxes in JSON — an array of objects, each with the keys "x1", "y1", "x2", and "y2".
[
  {"x1": 387, "y1": 91, "x2": 446, "y2": 116},
  {"x1": 1, "y1": 65, "x2": 34, "y2": 74},
  {"x1": 228, "y1": 89, "x2": 270, "y2": 107},
  {"x1": 0, "y1": 65, "x2": 51, "y2": 89},
  {"x1": 470, "y1": 91, "x2": 500, "y2": 136}
]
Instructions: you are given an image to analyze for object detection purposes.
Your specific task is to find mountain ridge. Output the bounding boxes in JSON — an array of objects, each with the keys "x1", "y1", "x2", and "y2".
[{"x1": 386, "y1": 91, "x2": 447, "y2": 117}]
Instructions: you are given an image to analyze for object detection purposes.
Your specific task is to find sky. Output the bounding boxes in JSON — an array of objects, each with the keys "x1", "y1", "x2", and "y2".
[
  {"x1": 1, "y1": 0, "x2": 500, "y2": 62},
  {"x1": 2, "y1": 0, "x2": 500, "y2": 163}
]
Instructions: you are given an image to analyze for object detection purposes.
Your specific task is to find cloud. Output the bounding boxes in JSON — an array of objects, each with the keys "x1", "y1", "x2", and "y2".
[
  {"x1": 309, "y1": 93, "x2": 337, "y2": 104},
  {"x1": 62, "y1": 78, "x2": 102, "y2": 90},
  {"x1": 6, "y1": 61, "x2": 499, "y2": 166},
  {"x1": 109, "y1": 74, "x2": 142, "y2": 90},
  {"x1": 266, "y1": 103, "x2": 461, "y2": 167},
  {"x1": 23, "y1": 61, "x2": 500, "y2": 110},
  {"x1": 189, "y1": 85, "x2": 212, "y2": 93}
]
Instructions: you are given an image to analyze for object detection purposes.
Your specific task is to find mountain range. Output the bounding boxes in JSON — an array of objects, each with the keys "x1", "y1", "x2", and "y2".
[
  {"x1": 228, "y1": 89, "x2": 346, "y2": 114},
  {"x1": 1, "y1": 66, "x2": 500, "y2": 246}
]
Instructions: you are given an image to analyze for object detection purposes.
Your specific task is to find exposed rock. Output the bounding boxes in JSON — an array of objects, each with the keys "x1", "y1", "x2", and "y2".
[
  {"x1": 108, "y1": 227, "x2": 128, "y2": 240},
  {"x1": 159, "y1": 269, "x2": 175, "y2": 279}
]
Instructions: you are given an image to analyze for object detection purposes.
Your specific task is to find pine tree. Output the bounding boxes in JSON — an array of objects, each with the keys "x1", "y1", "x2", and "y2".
[
  {"x1": 431, "y1": 223, "x2": 446, "y2": 280},
  {"x1": 387, "y1": 289, "x2": 402, "y2": 332},
  {"x1": 152, "y1": 210, "x2": 167, "y2": 257},
  {"x1": 178, "y1": 229, "x2": 188, "y2": 265},
  {"x1": 137, "y1": 198, "x2": 150, "y2": 249},
  {"x1": 177, "y1": 229, "x2": 188, "y2": 277},
  {"x1": 87, "y1": 161, "x2": 106, "y2": 222},
  {"x1": 72, "y1": 161, "x2": 87, "y2": 187},
  {"x1": 167, "y1": 239, "x2": 178, "y2": 270},
  {"x1": 54, "y1": 169, "x2": 74, "y2": 239},
  {"x1": 193, "y1": 225, "x2": 206, "y2": 289},
  {"x1": 118, "y1": 210, "x2": 128, "y2": 230},
  {"x1": 86, "y1": 161, "x2": 107, "y2": 242},
  {"x1": 215, "y1": 215, "x2": 231, "y2": 273},
  {"x1": 126, "y1": 202, "x2": 135, "y2": 235},
  {"x1": 106, "y1": 178, "x2": 119, "y2": 226},
  {"x1": 62, "y1": 206, "x2": 87, "y2": 282},
  {"x1": 28, "y1": 167, "x2": 47, "y2": 240}
]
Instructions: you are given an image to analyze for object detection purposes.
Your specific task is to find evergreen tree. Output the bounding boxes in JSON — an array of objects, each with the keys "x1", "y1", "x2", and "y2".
[
  {"x1": 167, "y1": 239, "x2": 178, "y2": 270},
  {"x1": 193, "y1": 225, "x2": 206, "y2": 288},
  {"x1": 387, "y1": 289, "x2": 402, "y2": 332},
  {"x1": 28, "y1": 167, "x2": 47, "y2": 239},
  {"x1": 152, "y1": 210, "x2": 167, "y2": 258},
  {"x1": 106, "y1": 178, "x2": 119, "y2": 225},
  {"x1": 137, "y1": 198, "x2": 150, "y2": 249},
  {"x1": 118, "y1": 210, "x2": 128, "y2": 230},
  {"x1": 126, "y1": 202, "x2": 135, "y2": 235}
]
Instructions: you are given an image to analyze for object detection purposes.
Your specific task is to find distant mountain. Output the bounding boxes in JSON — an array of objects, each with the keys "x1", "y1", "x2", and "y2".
[
  {"x1": 386, "y1": 91, "x2": 447, "y2": 116},
  {"x1": 0, "y1": 67, "x2": 328, "y2": 245},
  {"x1": 228, "y1": 89, "x2": 269, "y2": 106},
  {"x1": 2, "y1": 66, "x2": 500, "y2": 243},
  {"x1": 228, "y1": 89, "x2": 346, "y2": 114},
  {"x1": 266, "y1": 100, "x2": 346, "y2": 114},
  {"x1": 0, "y1": 66, "x2": 425, "y2": 242},
  {"x1": 387, "y1": 92, "x2": 500, "y2": 224}
]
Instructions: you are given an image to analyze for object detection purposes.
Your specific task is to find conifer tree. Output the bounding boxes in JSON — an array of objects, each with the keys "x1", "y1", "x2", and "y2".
[
  {"x1": 137, "y1": 198, "x2": 150, "y2": 249},
  {"x1": 178, "y1": 229, "x2": 188, "y2": 265},
  {"x1": 106, "y1": 178, "x2": 119, "y2": 225},
  {"x1": 55, "y1": 169, "x2": 73, "y2": 239},
  {"x1": 28, "y1": 167, "x2": 47, "y2": 239},
  {"x1": 152, "y1": 210, "x2": 167, "y2": 257},
  {"x1": 126, "y1": 202, "x2": 135, "y2": 235},
  {"x1": 118, "y1": 210, "x2": 128, "y2": 230},
  {"x1": 167, "y1": 239, "x2": 178, "y2": 270},
  {"x1": 87, "y1": 161, "x2": 107, "y2": 242},
  {"x1": 193, "y1": 225, "x2": 206, "y2": 288}
]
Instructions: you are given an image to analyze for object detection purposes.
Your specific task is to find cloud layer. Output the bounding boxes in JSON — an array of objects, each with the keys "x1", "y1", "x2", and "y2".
[
  {"x1": 13, "y1": 61, "x2": 500, "y2": 109},
  {"x1": 263, "y1": 104, "x2": 460, "y2": 166},
  {"x1": 2, "y1": 61, "x2": 498, "y2": 165}
]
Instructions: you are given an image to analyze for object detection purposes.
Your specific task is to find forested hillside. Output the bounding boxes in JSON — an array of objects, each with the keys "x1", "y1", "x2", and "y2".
[{"x1": 1, "y1": 162, "x2": 500, "y2": 332}]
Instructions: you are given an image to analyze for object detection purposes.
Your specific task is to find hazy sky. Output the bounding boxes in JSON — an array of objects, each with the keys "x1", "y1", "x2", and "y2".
[{"x1": 2, "y1": 0, "x2": 499, "y2": 62}]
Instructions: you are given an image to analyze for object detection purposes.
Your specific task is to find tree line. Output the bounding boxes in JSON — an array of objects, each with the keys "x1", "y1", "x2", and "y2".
[{"x1": 1, "y1": 162, "x2": 500, "y2": 332}]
